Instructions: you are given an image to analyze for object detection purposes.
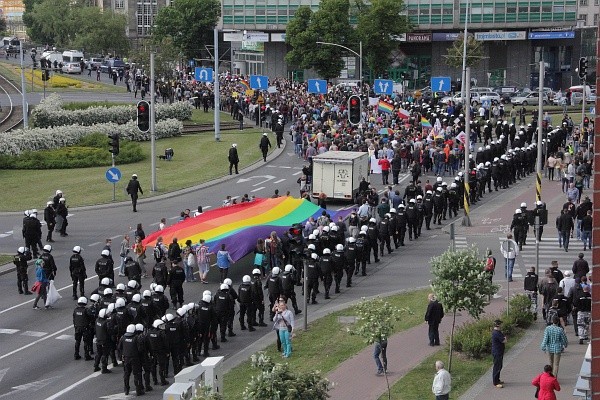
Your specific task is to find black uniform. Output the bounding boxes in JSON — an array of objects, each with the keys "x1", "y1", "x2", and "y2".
[
  {"x1": 238, "y1": 281, "x2": 256, "y2": 330},
  {"x1": 265, "y1": 273, "x2": 282, "y2": 319},
  {"x1": 125, "y1": 176, "x2": 143, "y2": 212},
  {"x1": 366, "y1": 222, "x2": 379, "y2": 263},
  {"x1": 70, "y1": 252, "x2": 87, "y2": 299},
  {"x1": 118, "y1": 331, "x2": 145, "y2": 395},
  {"x1": 124, "y1": 258, "x2": 143, "y2": 285},
  {"x1": 152, "y1": 262, "x2": 168, "y2": 286},
  {"x1": 147, "y1": 326, "x2": 169, "y2": 385},
  {"x1": 228, "y1": 146, "x2": 239, "y2": 175},
  {"x1": 332, "y1": 249, "x2": 346, "y2": 294},
  {"x1": 355, "y1": 234, "x2": 368, "y2": 276},
  {"x1": 94, "y1": 316, "x2": 113, "y2": 373},
  {"x1": 305, "y1": 255, "x2": 321, "y2": 304},
  {"x1": 197, "y1": 300, "x2": 218, "y2": 356},
  {"x1": 14, "y1": 251, "x2": 32, "y2": 294},
  {"x1": 22, "y1": 215, "x2": 42, "y2": 257},
  {"x1": 44, "y1": 205, "x2": 56, "y2": 242},
  {"x1": 214, "y1": 289, "x2": 232, "y2": 341},
  {"x1": 378, "y1": 217, "x2": 393, "y2": 255},
  {"x1": 320, "y1": 252, "x2": 334, "y2": 299},
  {"x1": 166, "y1": 264, "x2": 185, "y2": 309},
  {"x1": 344, "y1": 241, "x2": 357, "y2": 287},
  {"x1": 95, "y1": 255, "x2": 114, "y2": 284},
  {"x1": 280, "y1": 270, "x2": 300, "y2": 313},
  {"x1": 251, "y1": 275, "x2": 267, "y2": 326},
  {"x1": 73, "y1": 304, "x2": 92, "y2": 359},
  {"x1": 151, "y1": 291, "x2": 169, "y2": 317}
]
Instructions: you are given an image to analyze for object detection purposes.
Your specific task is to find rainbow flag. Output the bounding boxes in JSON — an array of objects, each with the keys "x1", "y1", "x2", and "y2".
[
  {"x1": 239, "y1": 80, "x2": 251, "y2": 90},
  {"x1": 304, "y1": 133, "x2": 317, "y2": 142},
  {"x1": 378, "y1": 100, "x2": 393, "y2": 114},
  {"x1": 421, "y1": 117, "x2": 432, "y2": 128},
  {"x1": 142, "y1": 197, "x2": 350, "y2": 262}
]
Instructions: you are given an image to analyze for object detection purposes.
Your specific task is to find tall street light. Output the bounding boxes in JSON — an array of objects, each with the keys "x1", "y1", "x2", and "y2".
[{"x1": 316, "y1": 41, "x2": 362, "y2": 89}]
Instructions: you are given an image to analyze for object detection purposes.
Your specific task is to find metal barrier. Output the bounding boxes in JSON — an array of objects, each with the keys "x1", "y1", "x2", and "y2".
[{"x1": 164, "y1": 356, "x2": 224, "y2": 399}]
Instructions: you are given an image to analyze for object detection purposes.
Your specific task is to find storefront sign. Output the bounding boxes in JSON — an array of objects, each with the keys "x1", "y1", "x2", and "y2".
[
  {"x1": 432, "y1": 32, "x2": 461, "y2": 41},
  {"x1": 475, "y1": 31, "x2": 526, "y2": 41},
  {"x1": 407, "y1": 33, "x2": 432, "y2": 42},
  {"x1": 528, "y1": 31, "x2": 575, "y2": 40}
]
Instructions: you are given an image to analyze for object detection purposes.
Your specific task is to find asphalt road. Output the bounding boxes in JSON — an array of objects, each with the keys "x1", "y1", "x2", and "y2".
[{"x1": 0, "y1": 133, "x2": 575, "y2": 399}]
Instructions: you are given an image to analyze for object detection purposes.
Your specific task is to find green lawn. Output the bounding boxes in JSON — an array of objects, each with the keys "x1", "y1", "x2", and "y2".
[
  {"x1": 380, "y1": 329, "x2": 525, "y2": 399},
  {"x1": 0, "y1": 129, "x2": 271, "y2": 211},
  {"x1": 223, "y1": 289, "x2": 430, "y2": 400},
  {"x1": 0, "y1": 254, "x2": 13, "y2": 266}
]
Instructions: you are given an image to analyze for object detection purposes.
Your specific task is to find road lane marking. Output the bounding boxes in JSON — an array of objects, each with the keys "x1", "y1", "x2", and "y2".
[
  {"x1": 109, "y1": 235, "x2": 122, "y2": 240},
  {"x1": 0, "y1": 329, "x2": 18, "y2": 334},
  {"x1": 274, "y1": 179, "x2": 286, "y2": 184},
  {"x1": 88, "y1": 242, "x2": 101, "y2": 247},
  {"x1": 0, "y1": 325, "x2": 71, "y2": 361},
  {"x1": 44, "y1": 365, "x2": 115, "y2": 400},
  {"x1": 292, "y1": 171, "x2": 302, "y2": 176},
  {"x1": 55, "y1": 334, "x2": 72, "y2": 340},
  {"x1": 251, "y1": 187, "x2": 265, "y2": 192}
]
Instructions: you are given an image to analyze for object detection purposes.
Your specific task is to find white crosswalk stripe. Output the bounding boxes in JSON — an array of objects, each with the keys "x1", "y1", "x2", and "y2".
[
  {"x1": 55, "y1": 334, "x2": 73, "y2": 341},
  {"x1": 454, "y1": 236, "x2": 468, "y2": 249},
  {"x1": 20, "y1": 331, "x2": 47, "y2": 337},
  {"x1": 0, "y1": 329, "x2": 19, "y2": 334}
]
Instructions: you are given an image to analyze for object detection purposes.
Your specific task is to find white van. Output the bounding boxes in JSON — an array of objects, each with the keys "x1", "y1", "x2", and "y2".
[
  {"x1": 41, "y1": 50, "x2": 63, "y2": 65},
  {"x1": 62, "y1": 50, "x2": 84, "y2": 63}
]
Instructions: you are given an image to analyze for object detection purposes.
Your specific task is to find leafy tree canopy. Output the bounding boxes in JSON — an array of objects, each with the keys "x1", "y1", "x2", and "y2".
[
  {"x1": 444, "y1": 34, "x2": 484, "y2": 69},
  {"x1": 350, "y1": 297, "x2": 411, "y2": 344},
  {"x1": 153, "y1": 0, "x2": 220, "y2": 60}
]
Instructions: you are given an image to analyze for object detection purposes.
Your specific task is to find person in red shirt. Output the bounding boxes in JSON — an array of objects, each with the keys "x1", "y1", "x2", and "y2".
[{"x1": 378, "y1": 156, "x2": 391, "y2": 185}]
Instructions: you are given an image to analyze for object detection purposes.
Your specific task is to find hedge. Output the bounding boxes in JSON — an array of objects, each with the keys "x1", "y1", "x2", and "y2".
[
  {"x1": 30, "y1": 93, "x2": 193, "y2": 128},
  {"x1": 0, "y1": 118, "x2": 183, "y2": 156}
]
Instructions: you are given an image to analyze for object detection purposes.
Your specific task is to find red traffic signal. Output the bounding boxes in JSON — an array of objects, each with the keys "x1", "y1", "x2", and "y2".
[
  {"x1": 137, "y1": 101, "x2": 150, "y2": 132},
  {"x1": 348, "y1": 95, "x2": 361, "y2": 125}
]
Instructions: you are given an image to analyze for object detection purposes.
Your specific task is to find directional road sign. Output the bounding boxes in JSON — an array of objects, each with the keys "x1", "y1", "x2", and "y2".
[
  {"x1": 105, "y1": 167, "x2": 122, "y2": 183},
  {"x1": 373, "y1": 79, "x2": 393, "y2": 95},
  {"x1": 431, "y1": 76, "x2": 451, "y2": 92},
  {"x1": 194, "y1": 67, "x2": 213, "y2": 82},
  {"x1": 249, "y1": 75, "x2": 268, "y2": 90},
  {"x1": 307, "y1": 79, "x2": 327, "y2": 94}
]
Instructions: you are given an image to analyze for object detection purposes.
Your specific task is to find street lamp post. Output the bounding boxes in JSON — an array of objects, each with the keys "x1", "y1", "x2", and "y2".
[{"x1": 315, "y1": 41, "x2": 362, "y2": 89}]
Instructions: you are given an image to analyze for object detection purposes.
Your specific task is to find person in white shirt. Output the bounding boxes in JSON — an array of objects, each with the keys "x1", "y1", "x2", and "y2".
[
  {"x1": 432, "y1": 360, "x2": 451, "y2": 400},
  {"x1": 559, "y1": 270, "x2": 577, "y2": 301}
]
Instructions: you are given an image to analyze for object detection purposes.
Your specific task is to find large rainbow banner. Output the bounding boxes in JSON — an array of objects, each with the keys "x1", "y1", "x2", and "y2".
[{"x1": 142, "y1": 197, "x2": 350, "y2": 262}]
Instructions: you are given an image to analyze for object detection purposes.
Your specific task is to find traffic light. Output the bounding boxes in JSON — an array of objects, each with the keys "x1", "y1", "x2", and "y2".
[
  {"x1": 348, "y1": 95, "x2": 361, "y2": 125},
  {"x1": 137, "y1": 100, "x2": 150, "y2": 132},
  {"x1": 41, "y1": 69, "x2": 50, "y2": 81},
  {"x1": 108, "y1": 133, "x2": 120, "y2": 156},
  {"x1": 578, "y1": 57, "x2": 588, "y2": 79}
]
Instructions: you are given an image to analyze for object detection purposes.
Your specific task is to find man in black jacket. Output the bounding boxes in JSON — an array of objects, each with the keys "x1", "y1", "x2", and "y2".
[
  {"x1": 126, "y1": 174, "x2": 143, "y2": 212},
  {"x1": 259, "y1": 132, "x2": 271, "y2": 162},
  {"x1": 70, "y1": 246, "x2": 87, "y2": 299},
  {"x1": 425, "y1": 293, "x2": 444, "y2": 346},
  {"x1": 44, "y1": 201, "x2": 56, "y2": 242},
  {"x1": 228, "y1": 143, "x2": 239, "y2": 175}
]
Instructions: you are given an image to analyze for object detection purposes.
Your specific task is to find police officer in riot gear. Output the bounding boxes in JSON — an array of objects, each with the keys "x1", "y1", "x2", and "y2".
[{"x1": 70, "y1": 246, "x2": 87, "y2": 300}]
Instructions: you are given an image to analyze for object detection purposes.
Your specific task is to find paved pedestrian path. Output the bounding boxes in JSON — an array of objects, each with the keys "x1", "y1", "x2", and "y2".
[
  {"x1": 327, "y1": 296, "x2": 507, "y2": 400},
  {"x1": 462, "y1": 318, "x2": 586, "y2": 400}
]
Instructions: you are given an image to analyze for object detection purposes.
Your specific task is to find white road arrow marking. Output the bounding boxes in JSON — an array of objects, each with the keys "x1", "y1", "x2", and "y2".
[
  {"x1": 236, "y1": 175, "x2": 275, "y2": 185},
  {"x1": 438, "y1": 79, "x2": 444, "y2": 91},
  {"x1": 0, "y1": 376, "x2": 60, "y2": 399},
  {"x1": 99, "y1": 393, "x2": 135, "y2": 400}
]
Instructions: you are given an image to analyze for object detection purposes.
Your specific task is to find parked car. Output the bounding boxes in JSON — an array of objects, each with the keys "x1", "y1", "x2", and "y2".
[
  {"x1": 570, "y1": 91, "x2": 595, "y2": 106},
  {"x1": 511, "y1": 91, "x2": 548, "y2": 106},
  {"x1": 100, "y1": 58, "x2": 126, "y2": 73},
  {"x1": 471, "y1": 90, "x2": 501, "y2": 106},
  {"x1": 61, "y1": 62, "x2": 82, "y2": 74},
  {"x1": 86, "y1": 57, "x2": 104, "y2": 70}
]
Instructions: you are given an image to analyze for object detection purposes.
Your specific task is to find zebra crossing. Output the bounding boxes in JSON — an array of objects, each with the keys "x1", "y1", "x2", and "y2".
[
  {"x1": 453, "y1": 236, "x2": 468, "y2": 250},
  {"x1": 498, "y1": 236, "x2": 583, "y2": 279},
  {"x1": 0, "y1": 328, "x2": 72, "y2": 340}
]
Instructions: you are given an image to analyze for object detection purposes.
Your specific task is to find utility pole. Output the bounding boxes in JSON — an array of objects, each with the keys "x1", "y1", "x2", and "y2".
[
  {"x1": 462, "y1": 67, "x2": 472, "y2": 227},
  {"x1": 150, "y1": 52, "x2": 157, "y2": 192},
  {"x1": 19, "y1": 41, "x2": 28, "y2": 128},
  {"x1": 214, "y1": 27, "x2": 221, "y2": 141}
]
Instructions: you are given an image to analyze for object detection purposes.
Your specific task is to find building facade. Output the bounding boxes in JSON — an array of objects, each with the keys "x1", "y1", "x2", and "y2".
[
  {"x1": 220, "y1": 0, "x2": 596, "y2": 90},
  {"x1": 0, "y1": 0, "x2": 25, "y2": 38},
  {"x1": 103, "y1": 0, "x2": 166, "y2": 46}
]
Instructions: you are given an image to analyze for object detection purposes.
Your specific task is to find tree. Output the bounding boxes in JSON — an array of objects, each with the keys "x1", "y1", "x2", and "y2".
[
  {"x1": 26, "y1": 0, "x2": 76, "y2": 46},
  {"x1": 0, "y1": 17, "x2": 7, "y2": 36},
  {"x1": 285, "y1": 0, "x2": 355, "y2": 79},
  {"x1": 153, "y1": 0, "x2": 220, "y2": 60},
  {"x1": 430, "y1": 247, "x2": 499, "y2": 371},
  {"x1": 128, "y1": 37, "x2": 179, "y2": 79},
  {"x1": 242, "y1": 352, "x2": 329, "y2": 400},
  {"x1": 71, "y1": 9, "x2": 129, "y2": 56},
  {"x1": 444, "y1": 34, "x2": 484, "y2": 69},
  {"x1": 355, "y1": 0, "x2": 411, "y2": 78},
  {"x1": 350, "y1": 297, "x2": 410, "y2": 400}
]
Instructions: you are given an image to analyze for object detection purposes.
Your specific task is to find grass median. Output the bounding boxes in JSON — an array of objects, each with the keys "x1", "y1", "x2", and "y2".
[
  {"x1": 0, "y1": 125, "x2": 271, "y2": 211},
  {"x1": 222, "y1": 288, "x2": 430, "y2": 400}
]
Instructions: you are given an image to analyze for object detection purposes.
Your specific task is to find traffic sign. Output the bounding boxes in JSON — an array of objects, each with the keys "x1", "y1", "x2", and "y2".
[
  {"x1": 249, "y1": 75, "x2": 268, "y2": 90},
  {"x1": 194, "y1": 67, "x2": 213, "y2": 82},
  {"x1": 105, "y1": 167, "x2": 122, "y2": 183},
  {"x1": 374, "y1": 79, "x2": 393, "y2": 95},
  {"x1": 307, "y1": 79, "x2": 327, "y2": 94},
  {"x1": 431, "y1": 76, "x2": 451, "y2": 92},
  {"x1": 482, "y1": 99, "x2": 490, "y2": 109}
]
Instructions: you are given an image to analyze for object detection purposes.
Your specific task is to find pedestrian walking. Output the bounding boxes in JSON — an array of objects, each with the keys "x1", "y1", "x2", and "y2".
[
  {"x1": 432, "y1": 360, "x2": 451, "y2": 400},
  {"x1": 541, "y1": 315, "x2": 568, "y2": 377},
  {"x1": 500, "y1": 233, "x2": 518, "y2": 282},
  {"x1": 126, "y1": 174, "x2": 143, "y2": 212},
  {"x1": 532, "y1": 364, "x2": 561, "y2": 400},
  {"x1": 259, "y1": 132, "x2": 271, "y2": 162},
  {"x1": 491, "y1": 319, "x2": 507, "y2": 388},
  {"x1": 13, "y1": 246, "x2": 32, "y2": 295},
  {"x1": 425, "y1": 293, "x2": 444, "y2": 346},
  {"x1": 216, "y1": 243, "x2": 234, "y2": 283},
  {"x1": 373, "y1": 336, "x2": 388, "y2": 375},
  {"x1": 118, "y1": 235, "x2": 131, "y2": 277},
  {"x1": 32, "y1": 258, "x2": 49, "y2": 309},
  {"x1": 228, "y1": 143, "x2": 239, "y2": 175},
  {"x1": 69, "y1": 246, "x2": 87, "y2": 299}
]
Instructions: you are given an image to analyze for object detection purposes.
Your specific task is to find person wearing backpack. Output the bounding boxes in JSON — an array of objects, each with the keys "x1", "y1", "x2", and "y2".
[
  {"x1": 153, "y1": 237, "x2": 168, "y2": 264},
  {"x1": 167, "y1": 238, "x2": 182, "y2": 265},
  {"x1": 484, "y1": 250, "x2": 496, "y2": 284}
]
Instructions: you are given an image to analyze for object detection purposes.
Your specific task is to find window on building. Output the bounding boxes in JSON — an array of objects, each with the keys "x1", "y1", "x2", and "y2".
[
  {"x1": 579, "y1": 14, "x2": 588, "y2": 24},
  {"x1": 541, "y1": 5, "x2": 551, "y2": 12},
  {"x1": 595, "y1": 0, "x2": 599, "y2": 6},
  {"x1": 594, "y1": 13, "x2": 599, "y2": 24},
  {"x1": 507, "y1": 5, "x2": 517, "y2": 13},
  {"x1": 580, "y1": 0, "x2": 588, "y2": 5},
  {"x1": 552, "y1": 5, "x2": 564, "y2": 12},
  {"x1": 115, "y1": 0, "x2": 124, "y2": 8},
  {"x1": 518, "y1": 5, "x2": 528, "y2": 13}
]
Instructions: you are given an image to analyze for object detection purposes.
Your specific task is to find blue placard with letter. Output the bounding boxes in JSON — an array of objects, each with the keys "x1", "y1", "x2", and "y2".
[
  {"x1": 374, "y1": 79, "x2": 393, "y2": 95},
  {"x1": 250, "y1": 75, "x2": 268, "y2": 90},
  {"x1": 307, "y1": 79, "x2": 327, "y2": 94},
  {"x1": 431, "y1": 77, "x2": 451, "y2": 92},
  {"x1": 105, "y1": 167, "x2": 122, "y2": 183},
  {"x1": 194, "y1": 67, "x2": 213, "y2": 82}
]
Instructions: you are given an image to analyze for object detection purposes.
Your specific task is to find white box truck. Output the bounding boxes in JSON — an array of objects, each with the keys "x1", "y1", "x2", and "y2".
[{"x1": 311, "y1": 151, "x2": 369, "y2": 201}]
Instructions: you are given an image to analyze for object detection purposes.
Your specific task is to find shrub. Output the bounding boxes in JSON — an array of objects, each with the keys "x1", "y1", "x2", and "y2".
[
  {"x1": 0, "y1": 133, "x2": 145, "y2": 169},
  {"x1": 450, "y1": 317, "x2": 495, "y2": 359},
  {"x1": 63, "y1": 101, "x2": 129, "y2": 110},
  {"x1": 0, "y1": 118, "x2": 182, "y2": 156},
  {"x1": 505, "y1": 294, "x2": 534, "y2": 329},
  {"x1": 31, "y1": 93, "x2": 193, "y2": 128}
]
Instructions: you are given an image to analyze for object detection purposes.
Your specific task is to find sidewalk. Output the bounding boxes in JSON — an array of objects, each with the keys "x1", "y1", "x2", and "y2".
[
  {"x1": 462, "y1": 318, "x2": 586, "y2": 400},
  {"x1": 327, "y1": 295, "x2": 507, "y2": 400}
]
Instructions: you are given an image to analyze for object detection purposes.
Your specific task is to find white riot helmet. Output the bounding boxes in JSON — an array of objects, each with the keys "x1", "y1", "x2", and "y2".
[
  {"x1": 116, "y1": 283, "x2": 126, "y2": 291},
  {"x1": 98, "y1": 309, "x2": 107, "y2": 318},
  {"x1": 128, "y1": 280, "x2": 137, "y2": 289},
  {"x1": 308, "y1": 234, "x2": 316, "y2": 240},
  {"x1": 165, "y1": 314, "x2": 175, "y2": 322},
  {"x1": 90, "y1": 294, "x2": 100, "y2": 302},
  {"x1": 177, "y1": 308, "x2": 186, "y2": 317},
  {"x1": 243, "y1": 275, "x2": 251, "y2": 283},
  {"x1": 101, "y1": 249, "x2": 110, "y2": 257},
  {"x1": 284, "y1": 264, "x2": 293, "y2": 272},
  {"x1": 323, "y1": 248, "x2": 331, "y2": 255},
  {"x1": 220, "y1": 283, "x2": 229, "y2": 291},
  {"x1": 203, "y1": 294, "x2": 212, "y2": 303},
  {"x1": 132, "y1": 294, "x2": 141, "y2": 303},
  {"x1": 203, "y1": 290, "x2": 212, "y2": 297},
  {"x1": 224, "y1": 278, "x2": 232, "y2": 287},
  {"x1": 153, "y1": 319, "x2": 165, "y2": 329},
  {"x1": 308, "y1": 244, "x2": 316, "y2": 250},
  {"x1": 73, "y1": 246, "x2": 81, "y2": 253},
  {"x1": 336, "y1": 244, "x2": 344, "y2": 251},
  {"x1": 126, "y1": 324, "x2": 136, "y2": 334},
  {"x1": 155, "y1": 285, "x2": 164, "y2": 293},
  {"x1": 272, "y1": 267, "x2": 281, "y2": 276},
  {"x1": 103, "y1": 288, "x2": 113, "y2": 296},
  {"x1": 311, "y1": 253, "x2": 318, "y2": 260},
  {"x1": 520, "y1": 202, "x2": 527, "y2": 208},
  {"x1": 142, "y1": 290, "x2": 151, "y2": 298},
  {"x1": 101, "y1": 277, "x2": 111, "y2": 286},
  {"x1": 43, "y1": 244, "x2": 52, "y2": 252},
  {"x1": 135, "y1": 324, "x2": 144, "y2": 332},
  {"x1": 115, "y1": 298, "x2": 126, "y2": 308},
  {"x1": 322, "y1": 226, "x2": 330, "y2": 232},
  {"x1": 252, "y1": 268, "x2": 261, "y2": 275},
  {"x1": 348, "y1": 237, "x2": 356, "y2": 243},
  {"x1": 17, "y1": 247, "x2": 25, "y2": 254},
  {"x1": 77, "y1": 297, "x2": 88, "y2": 305}
]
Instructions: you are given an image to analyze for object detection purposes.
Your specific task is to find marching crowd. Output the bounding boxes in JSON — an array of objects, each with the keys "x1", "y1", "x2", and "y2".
[{"x1": 10, "y1": 73, "x2": 596, "y2": 397}]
